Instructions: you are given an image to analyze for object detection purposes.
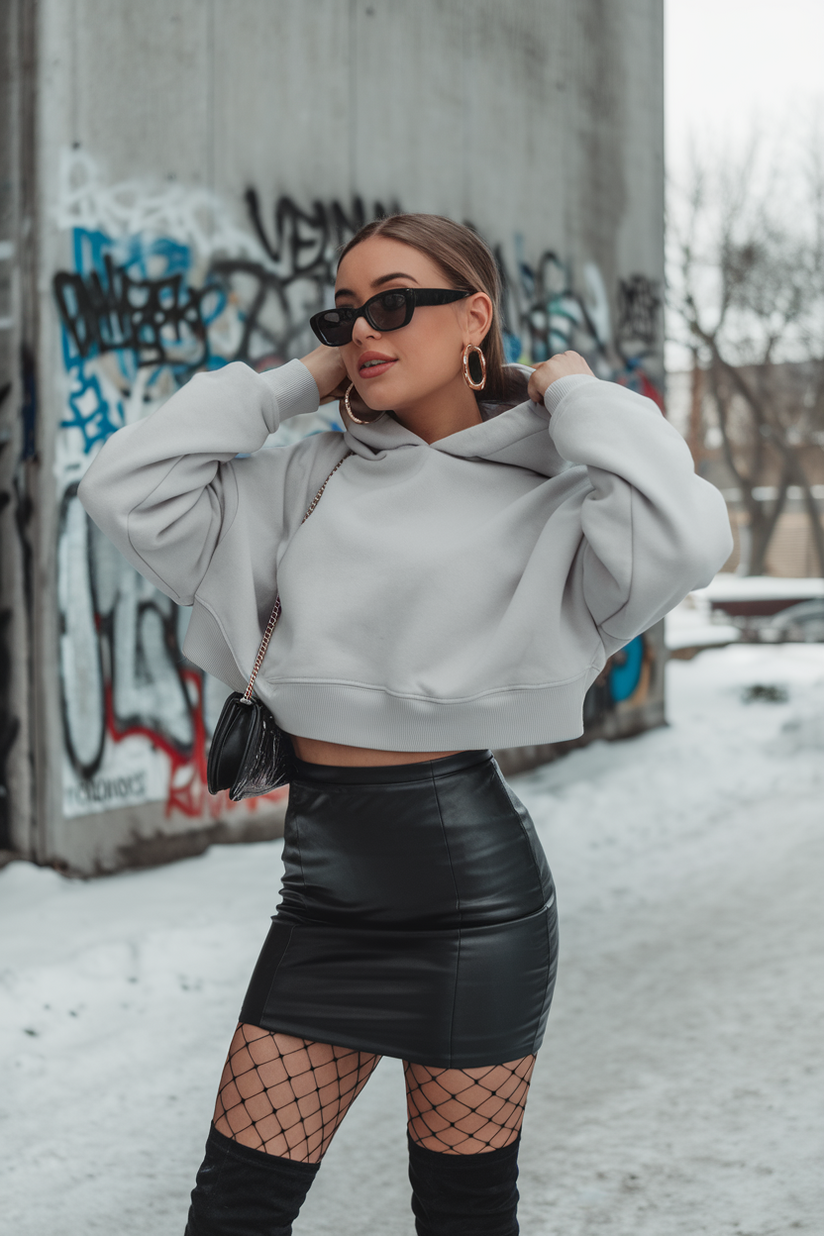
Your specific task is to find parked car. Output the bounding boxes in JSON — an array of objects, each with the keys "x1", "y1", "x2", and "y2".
[{"x1": 761, "y1": 599, "x2": 824, "y2": 643}]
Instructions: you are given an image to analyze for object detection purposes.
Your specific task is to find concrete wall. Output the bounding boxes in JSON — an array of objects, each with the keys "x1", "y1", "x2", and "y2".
[
  {"x1": 1, "y1": 2, "x2": 39, "y2": 863},
  {"x1": 2, "y1": 0, "x2": 665, "y2": 873}
]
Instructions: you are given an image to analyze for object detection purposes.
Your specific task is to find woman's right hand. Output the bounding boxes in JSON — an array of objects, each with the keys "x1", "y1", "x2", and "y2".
[
  {"x1": 300, "y1": 346, "x2": 349, "y2": 405},
  {"x1": 527, "y1": 350, "x2": 594, "y2": 404}
]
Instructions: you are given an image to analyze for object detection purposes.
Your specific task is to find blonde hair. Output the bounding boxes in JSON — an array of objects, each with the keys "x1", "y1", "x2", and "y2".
[{"x1": 338, "y1": 213, "x2": 508, "y2": 400}]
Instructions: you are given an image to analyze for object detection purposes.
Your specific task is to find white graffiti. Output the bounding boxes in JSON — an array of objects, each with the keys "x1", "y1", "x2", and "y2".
[{"x1": 55, "y1": 148, "x2": 267, "y2": 261}]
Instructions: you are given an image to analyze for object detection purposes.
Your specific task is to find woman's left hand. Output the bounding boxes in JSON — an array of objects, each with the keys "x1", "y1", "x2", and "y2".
[{"x1": 527, "y1": 351, "x2": 595, "y2": 405}]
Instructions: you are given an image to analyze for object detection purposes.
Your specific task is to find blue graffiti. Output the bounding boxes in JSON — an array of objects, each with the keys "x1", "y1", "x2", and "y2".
[
  {"x1": 56, "y1": 227, "x2": 231, "y2": 454},
  {"x1": 59, "y1": 325, "x2": 123, "y2": 452},
  {"x1": 608, "y1": 635, "x2": 645, "y2": 703},
  {"x1": 500, "y1": 235, "x2": 663, "y2": 403}
]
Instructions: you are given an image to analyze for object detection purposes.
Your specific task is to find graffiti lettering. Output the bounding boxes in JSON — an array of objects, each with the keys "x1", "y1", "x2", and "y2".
[
  {"x1": 245, "y1": 190, "x2": 401, "y2": 276},
  {"x1": 617, "y1": 274, "x2": 661, "y2": 349},
  {"x1": 67, "y1": 771, "x2": 147, "y2": 809},
  {"x1": 58, "y1": 484, "x2": 286, "y2": 819},
  {"x1": 53, "y1": 253, "x2": 214, "y2": 369},
  {"x1": 496, "y1": 243, "x2": 614, "y2": 367}
]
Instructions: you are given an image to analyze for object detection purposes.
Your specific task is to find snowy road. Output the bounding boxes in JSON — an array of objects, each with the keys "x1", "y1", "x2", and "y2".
[{"x1": 2, "y1": 644, "x2": 823, "y2": 1235}]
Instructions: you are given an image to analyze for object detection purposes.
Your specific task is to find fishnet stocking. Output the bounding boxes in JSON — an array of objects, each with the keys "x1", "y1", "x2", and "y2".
[
  {"x1": 213, "y1": 1024, "x2": 381, "y2": 1163},
  {"x1": 404, "y1": 1055, "x2": 536, "y2": 1154}
]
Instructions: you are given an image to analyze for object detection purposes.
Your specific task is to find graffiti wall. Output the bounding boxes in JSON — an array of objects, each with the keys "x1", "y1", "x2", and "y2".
[{"x1": 51, "y1": 150, "x2": 663, "y2": 824}]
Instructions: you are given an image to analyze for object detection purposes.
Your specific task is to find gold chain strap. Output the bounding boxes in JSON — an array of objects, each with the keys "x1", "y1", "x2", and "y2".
[{"x1": 242, "y1": 449, "x2": 353, "y2": 702}]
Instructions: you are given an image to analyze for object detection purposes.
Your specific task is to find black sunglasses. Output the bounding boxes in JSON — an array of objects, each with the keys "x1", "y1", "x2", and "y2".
[{"x1": 309, "y1": 287, "x2": 472, "y2": 347}]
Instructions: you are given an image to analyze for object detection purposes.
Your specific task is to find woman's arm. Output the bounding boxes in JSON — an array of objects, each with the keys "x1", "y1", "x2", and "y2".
[
  {"x1": 531, "y1": 352, "x2": 733, "y2": 652},
  {"x1": 77, "y1": 358, "x2": 328, "y2": 605}
]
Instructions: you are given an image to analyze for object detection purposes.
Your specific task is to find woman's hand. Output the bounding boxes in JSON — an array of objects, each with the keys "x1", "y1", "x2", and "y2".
[
  {"x1": 300, "y1": 345, "x2": 349, "y2": 405},
  {"x1": 527, "y1": 350, "x2": 594, "y2": 405}
]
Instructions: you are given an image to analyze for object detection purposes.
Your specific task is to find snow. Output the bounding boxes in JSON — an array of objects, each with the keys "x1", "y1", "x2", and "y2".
[
  {"x1": 664, "y1": 576, "x2": 824, "y2": 650},
  {"x1": 696, "y1": 574, "x2": 824, "y2": 602},
  {"x1": 664, "y1": 594, "x2": 740, "y2": 651},
  {"x1": 2, "y1": 644, "x2": 823, "y2": 1235}
]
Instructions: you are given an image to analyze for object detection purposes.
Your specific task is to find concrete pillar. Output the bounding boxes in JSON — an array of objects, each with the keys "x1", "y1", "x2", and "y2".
[
  {"x1": 1, "y1": 0, "x2": 40, "y2": 863},
  {"x1": 2, "y1": 0, "x2": 665, "y2": 873}
]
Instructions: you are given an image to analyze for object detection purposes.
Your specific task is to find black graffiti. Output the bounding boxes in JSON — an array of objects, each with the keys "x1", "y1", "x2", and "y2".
[
  {"x1": 496, "y1": 246, "x2": 613, "y2": 364},
  {"x1": 245, "y1": 191, "x2": 401, "y2": 278},
  {"x1": 20, "y1": 344, "x2": 36, "y2": 461},
  {"x1": 52, "y1": 185, "x2": 663, "y2": 384},
  {"x1": 616, "y1": 274, "x2": 661, "y2": 347},
  {"x1": 238, "y1": 197, "x2": 615, "y2": 371},
  {"x1": 1, "y1": 357, "x2": 36, "y2": 847},
  {"x1": 206, "y1": 258, "x2": 311, "y2": 368},
  {"x1": 58, "y1": 484, "x2": 195, "y2": 783},
  {"x1": 51, "y1": 195, "x2": 406, "y2": 377},
  {"x1": 52, "y1": 253, "x2": 214, "y2": 368},
  {"x1": 206, "y1": 193, "x2": 405, "y2": 368},
  {"x1": 66, "y1": 770, "x2": 147, "y2": 810}
]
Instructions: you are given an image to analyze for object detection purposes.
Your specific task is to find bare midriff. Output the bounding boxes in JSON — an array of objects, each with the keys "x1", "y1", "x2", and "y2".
[{"x1": 290, "y1": 736, "x2": 461, "y2": 767}]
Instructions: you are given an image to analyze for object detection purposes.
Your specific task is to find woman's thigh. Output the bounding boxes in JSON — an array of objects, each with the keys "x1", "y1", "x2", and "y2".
[
  {"x1": 404, "y1": 1055, "x2": 537, "y2": 1154},
  {"x1": 213, "y1": 1022, "x2": 382, "y2": 1163}
]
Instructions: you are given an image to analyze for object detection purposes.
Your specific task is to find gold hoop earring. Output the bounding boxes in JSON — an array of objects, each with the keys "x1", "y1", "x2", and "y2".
[
  {"x1": 344, "y1": 381, "x2": 376, "y2": 425},
  {"x1": 462, "y1": 343, "x2": 487, "y2": 392}
]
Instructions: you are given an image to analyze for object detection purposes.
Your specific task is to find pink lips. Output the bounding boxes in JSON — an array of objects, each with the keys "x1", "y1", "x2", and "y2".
[{"x1": 358, "y1": 352, "x2": 397, "y2": 379}]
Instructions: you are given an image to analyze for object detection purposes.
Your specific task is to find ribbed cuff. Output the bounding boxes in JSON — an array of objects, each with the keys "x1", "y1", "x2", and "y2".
[
  {"x1": 543, "y1": 373, "x2": 597, "y2": 417},
  {"x1": 259, "y1": 358, "x2": 321, "y2": 429}
]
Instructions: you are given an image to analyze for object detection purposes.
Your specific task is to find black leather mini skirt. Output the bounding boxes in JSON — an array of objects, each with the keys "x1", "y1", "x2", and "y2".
[{"x1": 239, "y1": 750, "x2": 558, "y2": 1068}]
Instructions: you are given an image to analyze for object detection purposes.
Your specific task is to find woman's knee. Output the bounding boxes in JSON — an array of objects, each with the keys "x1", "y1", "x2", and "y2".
[{"x1": 213, "y1": 1024, "x2": 381, "y2": 1162}]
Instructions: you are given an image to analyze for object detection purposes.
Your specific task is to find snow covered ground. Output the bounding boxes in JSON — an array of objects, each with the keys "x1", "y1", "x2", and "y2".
[{"x1": 2, "y1": 643, "x2": 823, "y2": 1235}]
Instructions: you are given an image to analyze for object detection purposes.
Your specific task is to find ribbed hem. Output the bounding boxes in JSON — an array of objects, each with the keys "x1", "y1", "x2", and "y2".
[{"x1": 258, "y1": 677, "x2": 589, "y2": 751}]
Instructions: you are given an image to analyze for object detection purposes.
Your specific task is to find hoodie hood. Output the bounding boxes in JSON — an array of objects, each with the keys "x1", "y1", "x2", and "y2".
[{"x1": 341, "y1": 363, "x2": 569, "y2": 479}]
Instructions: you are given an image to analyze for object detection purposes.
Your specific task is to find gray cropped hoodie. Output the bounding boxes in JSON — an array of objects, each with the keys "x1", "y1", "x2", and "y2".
[{"x1": 78, "y1": 359, "x2": 733, "y2": 751}]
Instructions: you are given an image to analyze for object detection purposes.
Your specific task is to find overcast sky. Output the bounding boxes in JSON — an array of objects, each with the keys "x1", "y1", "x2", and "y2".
[{"x1": 665, "y1": 0, "x2": 824, "y2": 176}]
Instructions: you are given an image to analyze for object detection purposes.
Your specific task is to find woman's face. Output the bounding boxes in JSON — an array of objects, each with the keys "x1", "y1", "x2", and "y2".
[{"x1": 334, "y1": 236, "x2": 490, "y2": 414}]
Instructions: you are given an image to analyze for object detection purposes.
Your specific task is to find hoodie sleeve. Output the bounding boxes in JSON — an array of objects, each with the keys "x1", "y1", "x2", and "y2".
[
  {"x1": 77, "y1": 358, "x2": 321, "y2": 606},
  {"x1": 543, "y1": 374, "x2": 733, "y2": 654}
]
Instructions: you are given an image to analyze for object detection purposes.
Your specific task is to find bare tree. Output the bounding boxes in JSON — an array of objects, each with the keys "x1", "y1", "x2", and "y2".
[{"x1": 668, "y1": 130, "x2": 824, "y2": 576}]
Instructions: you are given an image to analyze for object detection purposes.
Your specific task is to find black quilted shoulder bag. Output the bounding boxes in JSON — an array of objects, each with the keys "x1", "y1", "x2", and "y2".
[{"x1": 206, "y1": 450, "x2": 352, "y2": 801}]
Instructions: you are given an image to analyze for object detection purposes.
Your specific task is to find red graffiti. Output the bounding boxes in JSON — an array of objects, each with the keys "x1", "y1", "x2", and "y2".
[
  {"x1": 103, "y1": 669, "x2": 288, "y2": 818},
  {"x1": 616, "y1": 368, "x2": 665, "y2": 412}
]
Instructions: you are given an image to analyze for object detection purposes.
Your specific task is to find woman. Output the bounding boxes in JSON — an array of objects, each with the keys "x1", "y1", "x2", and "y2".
[{"x1": 79, "y1": 214, "x2": 732, "y2": 1235}]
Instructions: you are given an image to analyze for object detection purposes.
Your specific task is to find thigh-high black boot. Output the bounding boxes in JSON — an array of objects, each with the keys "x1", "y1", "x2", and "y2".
[
  {"x1": 407, "y1": 1134, "x2": 521, "y2": 1236},
  {"x1": 184, "y1": 1123, "x2": 320, "y2": 1236}
]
